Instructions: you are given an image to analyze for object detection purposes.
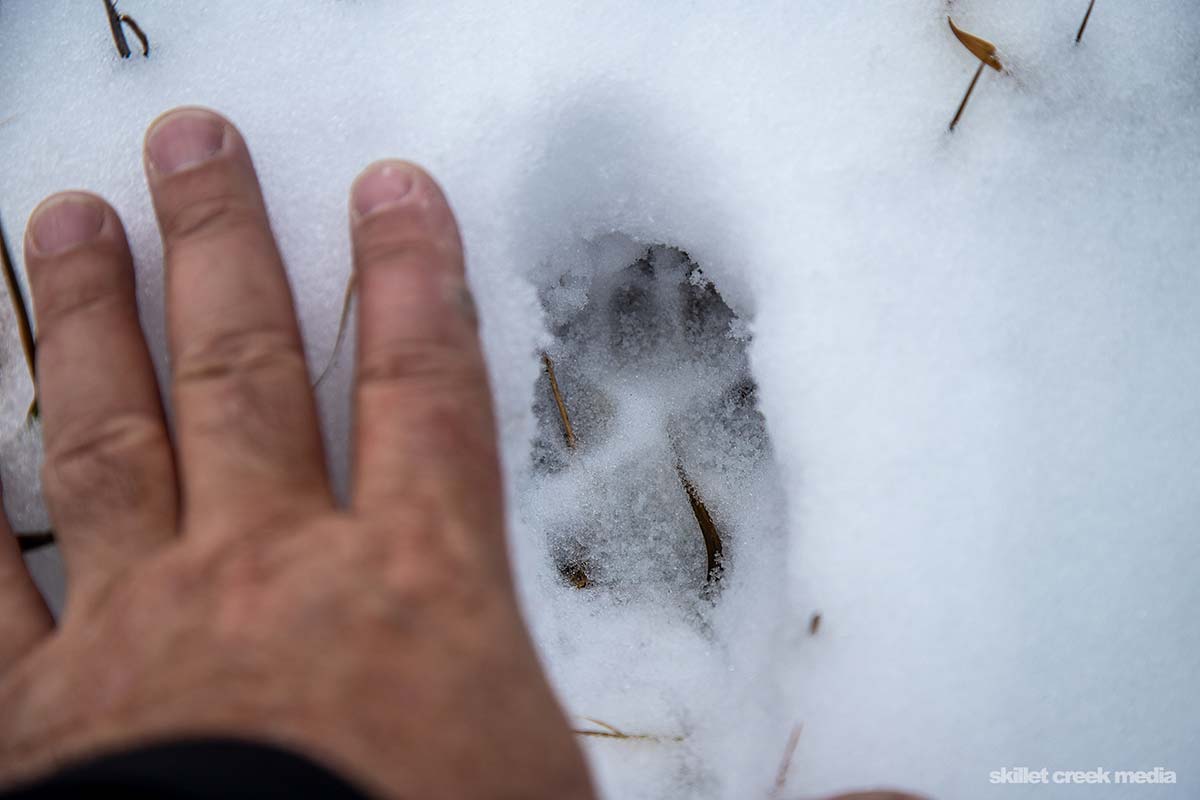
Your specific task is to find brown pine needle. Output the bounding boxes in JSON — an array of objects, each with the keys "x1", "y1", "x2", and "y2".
[
  {"x1": 1076, "y1": 0, "x2": 1096, "y2": 44},
  {"x1": 313, "y1": 275, "x2": 356, "y2": 388},
  {"x1": 0, "y1": 216, "x2": 38, "y2": 419},
  {"x1": 675, "y1": 460, "x2": 723, "y2": 583},
  {"x1": 542, "y1": 353, "x2": 576, "y2": 449},
  {"x1": 769, "y1": 724, "x2": 804, "y2": 799}
]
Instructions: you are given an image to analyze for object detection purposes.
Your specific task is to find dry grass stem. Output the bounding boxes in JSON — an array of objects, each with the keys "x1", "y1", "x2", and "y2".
[
  {"x1": 573, "y1": 718, "x2": 685, "y2": 743},
  {"x1": 542, "y1": 352, "x2": 577, "y2": 449},
  {"x1": 103, "y1": 1, "x2": 149, "y2": 58},
  {"x1": 949, "y1": 62, "x2": 985, "y2": 132},
  {"x1": 1076, "y1": 0, "x2": 1096, "y2": 43},
  {"x1": 947, "y1": 17, "x2": 1002, "y2": 132},
  {"x1": 314, "y1": 275, "x2": 356, "y2": 388},
  {"x1": 769, "y1": 724, "x2": 804, "y2": 799},
  {"x1": 0, "y1": 217, "x2": 38, "y2": 419},
  {"x1": 674, "y1": 460, "x2": 724, "y2": 583}
]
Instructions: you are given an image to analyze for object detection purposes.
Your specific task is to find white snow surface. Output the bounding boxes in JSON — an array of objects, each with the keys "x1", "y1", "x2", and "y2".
[{"x1": 3, "y1": 2, "x2": 1200, "y2": 798}]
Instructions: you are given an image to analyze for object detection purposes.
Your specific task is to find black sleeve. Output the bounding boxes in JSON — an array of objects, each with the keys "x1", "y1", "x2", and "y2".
[{"x1": 0, "y1": 739, "x2": 374, "y2": 800}]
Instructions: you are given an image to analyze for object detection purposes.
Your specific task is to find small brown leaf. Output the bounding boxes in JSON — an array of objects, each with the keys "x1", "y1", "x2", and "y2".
[{"x1": 948, "y1": 17, "x2": 1003, "y2": 71}]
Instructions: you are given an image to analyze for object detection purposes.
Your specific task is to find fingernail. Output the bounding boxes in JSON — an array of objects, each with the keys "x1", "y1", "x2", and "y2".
[
  {"x1": 352, "y1": 162, "x2": 416, "y2": 220},
  {"x1": 146, "y1": 109, "x2": 226, "y2": 174},
  {"x1": 29, "y1": 195, "x2": 105, "y2": 256}
]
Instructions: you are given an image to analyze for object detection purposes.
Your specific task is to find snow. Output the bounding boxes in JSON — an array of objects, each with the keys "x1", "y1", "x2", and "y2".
[{"x1": 3, "y1": 1, "x2": 1199, "y2": 798}]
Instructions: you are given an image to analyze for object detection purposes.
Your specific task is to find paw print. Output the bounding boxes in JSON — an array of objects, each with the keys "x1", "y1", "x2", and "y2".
[{"x1": 526, "y1": 242, "x2": 777, "y2": 603}]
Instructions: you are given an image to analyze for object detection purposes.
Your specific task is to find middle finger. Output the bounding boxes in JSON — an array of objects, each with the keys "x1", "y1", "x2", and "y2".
[{"x1": 143, "y1": 108, "x2": 332, "y2": 532}]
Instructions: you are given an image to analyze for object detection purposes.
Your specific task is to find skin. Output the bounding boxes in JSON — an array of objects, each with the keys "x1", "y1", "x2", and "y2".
[{"x1": 0, "y1": 107, "x2": 921, "y2": 800}]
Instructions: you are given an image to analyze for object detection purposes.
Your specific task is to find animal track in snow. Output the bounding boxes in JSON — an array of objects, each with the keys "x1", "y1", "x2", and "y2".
[{"x1": 527, "y1": 240, "x2": 781, "y2": 604}]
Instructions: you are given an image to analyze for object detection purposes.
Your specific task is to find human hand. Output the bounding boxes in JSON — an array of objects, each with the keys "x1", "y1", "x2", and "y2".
[{"x1": 0, "y1": 107, "x2": 594, "y2": 800}]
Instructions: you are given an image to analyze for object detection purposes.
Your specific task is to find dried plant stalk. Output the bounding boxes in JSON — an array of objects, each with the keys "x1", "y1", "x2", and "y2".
[
  {"x1": 947, "y1": 17, "x2": 1003, "y2": 132},
  {"x1": 120, "y1": 13, "x2": 150, "y2": 56},
  {"x1": 102, "y1": 0, "x2": 132, "y2": 57},
  {"x1": 313, "y1": 275, "x2": 356, "y2": 388},
  {"x1": 675, "y1": 460, "x2": 723, "y2": 583},
  {"x1": 949, "y1": 62, "x2": 986, "y2": 132},
  {"x1": 542, "y1": 353, "x2": 576, "y2": 449},
  {"x1": 1076, "y1": 0, "x2": 1096, "y2": 43},
  {"x1": 573, "y1": 718, "x2": 685, "y2": 743},
  {"x1": 0, "y1": 217, "x2": 38, "y2": 419},
  {"x1": 769, "y1": 724, "x2": 804, "y2": 799},
  {"x1": 102, "y1": 1, "x2": 149, "y2": 58}
]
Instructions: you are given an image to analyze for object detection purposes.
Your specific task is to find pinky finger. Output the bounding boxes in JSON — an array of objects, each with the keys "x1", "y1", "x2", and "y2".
[{"x1": 0, "y1": 493, "x2": 52, "y2": 674}]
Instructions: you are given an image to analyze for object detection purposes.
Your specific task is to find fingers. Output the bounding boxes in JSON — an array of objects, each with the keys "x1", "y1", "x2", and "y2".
[
  {"x1": 0, "y1": 504, "x2": 52, "y2": 672},
  {"x1": 24, "y1": 193, "x2": 177, "y2": 591},
  {"x1": 348, "y1": 162, "x2": 503, "y2": 533},
  {"x1": 143, "y1": 108, "x2": 332, "y2": 532}
]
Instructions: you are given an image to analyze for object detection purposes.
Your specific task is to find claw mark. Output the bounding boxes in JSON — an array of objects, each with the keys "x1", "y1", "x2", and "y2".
[
  {"x1": 314, "y1": 276, "x2": 356, "y2": 388},
  {"x1": 1076, "y1": 0, "x2": 1096, "y2": 44},
  {"x1": 542, "y1": 352, "x2": 577, "y2": 450},
  {"x1": 0, "y1": 217, "x2": 38, "y2": 420},
  {"x1": 947, "y1": 17, "x2": 1003, "y2": 131}
]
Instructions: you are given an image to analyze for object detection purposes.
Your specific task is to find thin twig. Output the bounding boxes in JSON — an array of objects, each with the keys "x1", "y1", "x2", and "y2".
[
  {"x1": 1076, "y1": 0, "x2": 1096, "y2": 44},
  {"x1": 769, "y1": 724, "x2": 804, "y2": 799},
  {"x1": 313, "y1": 276, "x2": 356, "y2": 388},
  {"x1": 542, "y1": 353, "x2": 576, "y2": 449},
  {"x1": 102, "y1": 0, "x2": 131, "y2": 57},
  {"x1": 949, "y1": 62, "x2": 985, "y2": 132},
  {"x1": 573, "y1": 718, "x2": 685, "y2": 743},
  {"x1": 674, "y1": 460, "x2": 723, "y2": 583},
  {"x1": 0, "y1": 216, "x2": 38, "y2": 419},
  {"x1": 120, "y1": 14, "x2": 150, "y2": 57}
]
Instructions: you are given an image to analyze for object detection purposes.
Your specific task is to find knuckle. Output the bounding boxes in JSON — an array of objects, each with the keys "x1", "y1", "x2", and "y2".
[
  {"x1": 356, "y1": 336, "x2": 479, "y2": 393},
  {"x1": 355, "y1": 230, "x2": 441, "y2": 274},
  {"x1": 160, "y1": 192, "x2": 264, "y2": 248},
  {"x1": 174, "y1": 326, "x2": 305, "y2": 386},
  {"x1": 171, "y1": 328, "x2": 317, "y2": 468},
  {"x1": 32, "y1": 250, "x2": 130, "y2": 331},
  {"x1": 43, "y1": 413, "x2": 168, "y2": 513}
]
